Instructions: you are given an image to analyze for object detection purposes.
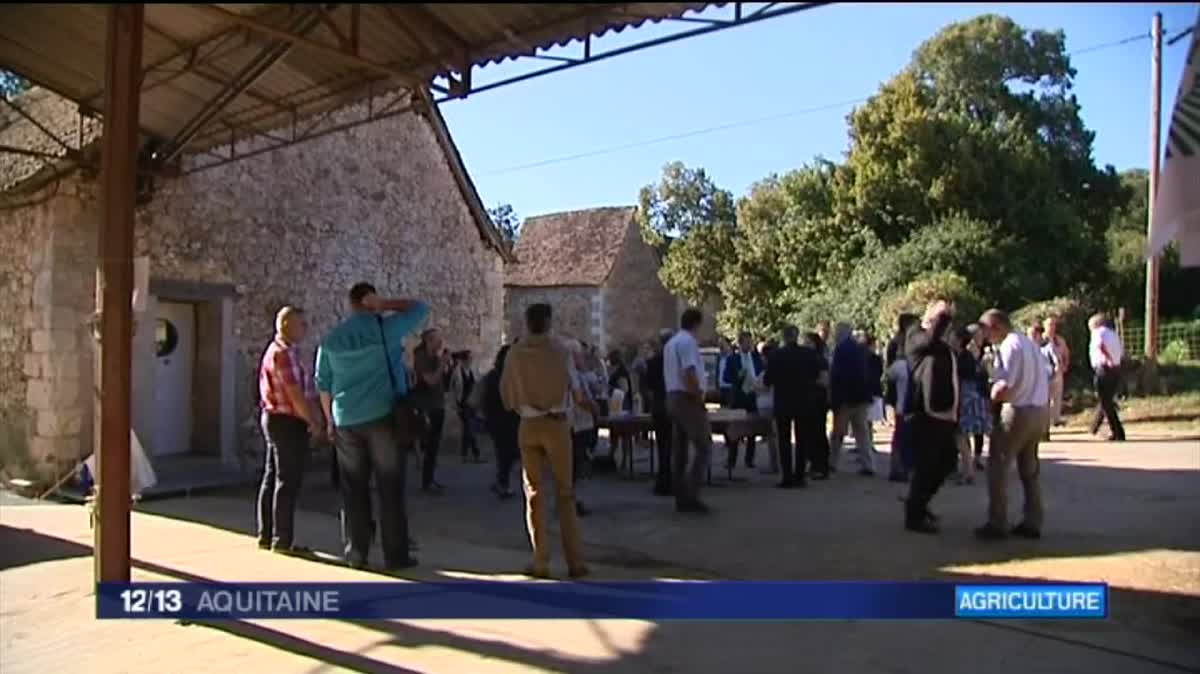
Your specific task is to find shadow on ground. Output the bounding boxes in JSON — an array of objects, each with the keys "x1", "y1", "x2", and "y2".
[
  {"x1": 5, "y1": 522, "x2": 1198, "y2": 674},
  {"x1": 0, "y1": 524, "x2": 92, "y2": 570},
  {"x1": 9, "y1": 428, "x2": 1199, "y2": 673}
]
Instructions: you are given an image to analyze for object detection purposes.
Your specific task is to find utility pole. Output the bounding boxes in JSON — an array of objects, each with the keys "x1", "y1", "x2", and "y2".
[{"x1": 1143, "y1": 11, "x2": 1162, "y2": 389}]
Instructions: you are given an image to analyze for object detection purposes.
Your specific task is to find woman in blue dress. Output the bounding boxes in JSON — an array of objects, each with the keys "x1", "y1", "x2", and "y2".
[{"x1": 954, "y1": 323, "x2": 992, "y2": 485}]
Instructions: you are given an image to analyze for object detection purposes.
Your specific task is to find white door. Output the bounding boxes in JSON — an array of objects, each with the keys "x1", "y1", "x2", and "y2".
[{"x1": 153, "y1": 301, "x2": 195, "y2": 456}]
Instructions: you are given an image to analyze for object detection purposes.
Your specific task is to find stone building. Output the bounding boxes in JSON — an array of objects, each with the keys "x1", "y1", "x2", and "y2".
[
  {"x1": 0, "y1": 88, "x2": 508, "y2": 485},
  {"x1": 503, "y1": 206, "x2": 680, "y2": 356}
]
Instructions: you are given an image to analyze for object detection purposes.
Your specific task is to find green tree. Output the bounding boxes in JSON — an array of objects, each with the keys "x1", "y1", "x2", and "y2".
[
  {"x1": 717, "y1": 160, "x2": 871, "y2": 334},
  {"x1": 660, "y1": 220, "x2": 737, "y2": 307},
  {"x1": 1099, "y1": 169, "x2": 1200, "y2": 319},
  {"x1": 637, "y1": 161, "x2": 737, "y2": 255},
  {"x1": 876, "y1": 271, "x2": 987, "y2": 339},
  {"x1": 637, "y1": 161, "x2": 738, "y2": 304},
  {"x1": 836, "y1": 14, "x2": 1122, "y2": 295}
]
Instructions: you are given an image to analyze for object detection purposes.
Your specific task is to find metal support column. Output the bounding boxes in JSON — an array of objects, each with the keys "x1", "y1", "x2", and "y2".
[{"x1": 95, "y1": 3, "x2": 143, "y2": 584}]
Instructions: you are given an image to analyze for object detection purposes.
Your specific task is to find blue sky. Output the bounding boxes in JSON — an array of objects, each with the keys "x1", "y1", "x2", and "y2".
[{"x1": 439, "y1": 3, "x2": 1197, "y2": 222}]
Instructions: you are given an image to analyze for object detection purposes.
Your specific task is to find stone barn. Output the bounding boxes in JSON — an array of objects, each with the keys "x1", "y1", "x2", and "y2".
[
  {"x1": 0, "y1": 88, "x2": 508, "y2": 486},
  {"x1": 503, "y1": 206, "x2": 680, "y2": 356}
]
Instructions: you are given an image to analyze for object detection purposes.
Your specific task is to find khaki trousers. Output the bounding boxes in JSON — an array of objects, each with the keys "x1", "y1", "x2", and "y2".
[
  {"x1": 1048, "y1": 375, "x2": 1064, "y2": 426},
  {"x1": 987, "y1": 405, "x2": 1048, "y2": 530},
  {"x1": 518, "y1": 415, "x2": 584, "y2": 572}
]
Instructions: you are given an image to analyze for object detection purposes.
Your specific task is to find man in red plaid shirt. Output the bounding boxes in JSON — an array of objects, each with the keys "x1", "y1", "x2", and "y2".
[{"x1": 257, "y1": 305, "x2": 322, "y2": 554}]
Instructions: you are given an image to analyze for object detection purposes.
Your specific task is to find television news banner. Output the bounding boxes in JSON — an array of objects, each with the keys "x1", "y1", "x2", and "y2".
[{"x1": 98, "y1": 581, "x2": 1107, "y2": 620}]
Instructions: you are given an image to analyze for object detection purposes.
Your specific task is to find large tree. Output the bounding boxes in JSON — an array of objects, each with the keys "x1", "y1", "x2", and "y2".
[
  {"x1": 718, "y1": 160, "x2": 867, "y2": 333},
  {"x1": 1102, "y1": 169, "x2": 1200, "y2": 319},
  {"x1": 837, "y1": 14, "x2": 1123, "y2": 296},
  {"x1": 637, "y1": 161, "x2": 737, "y2": 304}
]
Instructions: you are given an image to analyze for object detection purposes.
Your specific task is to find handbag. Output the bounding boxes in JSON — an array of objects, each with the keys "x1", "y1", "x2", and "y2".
[{"x1": 377, "y1": 315, "x2": 425, "y2": 447}]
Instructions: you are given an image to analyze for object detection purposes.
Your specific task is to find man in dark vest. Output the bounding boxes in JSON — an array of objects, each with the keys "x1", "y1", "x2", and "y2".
[
  {"x1": 764, "y1": 324, "x2": 828, "y2": 488},
  {"x1": 450, "y1": 350, "x2": 481, "y2": 462},
  {"x1": 903, "y1": 299, "x2": 959, "y2": 534},
  {"x1": 646, "y1": 329, "x2": 674, "y2": 496}
]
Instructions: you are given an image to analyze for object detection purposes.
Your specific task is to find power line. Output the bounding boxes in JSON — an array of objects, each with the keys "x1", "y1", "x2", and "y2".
[
  {"x1": 480, "y1": 97, "x2": 868, "y2": 176},
  {"x1": 479, "y1": 31, "x2": 1155, "y2": 177},
  {"x1": 1068, "y1": 31, "x2": 1151, "y2": 55}
]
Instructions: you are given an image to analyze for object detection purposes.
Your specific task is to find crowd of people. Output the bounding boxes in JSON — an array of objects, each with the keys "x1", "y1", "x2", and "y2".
[{"x1": 251, "y1": 280, "x2": 1130, "y2": 577}]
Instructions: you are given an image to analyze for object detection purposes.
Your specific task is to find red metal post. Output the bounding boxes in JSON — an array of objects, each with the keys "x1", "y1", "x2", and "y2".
[{"x1": 95, "y1": 3, "x2": 143, "y2": 584}]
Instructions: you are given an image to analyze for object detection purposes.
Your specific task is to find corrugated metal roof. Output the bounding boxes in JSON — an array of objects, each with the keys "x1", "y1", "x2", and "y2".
[{"x1": 0, "y1": 3, "x2": 715, "y2": 157}]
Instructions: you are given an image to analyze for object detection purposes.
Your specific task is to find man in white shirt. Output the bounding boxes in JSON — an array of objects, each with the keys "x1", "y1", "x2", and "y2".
[
  {"x1": 976, "y1": 309, "x2": 1050, "y2": 541},
  {"x1": 1087, "y1": 313, "x2": 1126, "y2": 442},
  {"x1": 664, "y1": 308, "x2": 713, "y2": 514}
]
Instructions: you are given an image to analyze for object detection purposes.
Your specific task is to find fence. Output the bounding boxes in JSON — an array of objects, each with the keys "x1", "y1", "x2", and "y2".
[{"x1": 1118, "y1": 320, "x2": 1200, "y2": 363}]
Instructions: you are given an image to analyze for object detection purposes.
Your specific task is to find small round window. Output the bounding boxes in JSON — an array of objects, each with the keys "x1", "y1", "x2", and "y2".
[{"x1": 155, "y1": 318, "x2": 179, "y2": 357}]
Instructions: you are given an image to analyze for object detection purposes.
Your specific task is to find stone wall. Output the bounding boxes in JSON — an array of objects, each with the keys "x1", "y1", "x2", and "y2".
[
  {"x1": 504, "y1": 286, "x2": 598, "y2": 346},
  {"x1": 602, "y1": 219, "x2": 678, "y2": 354},
  {"x1": 0, "y1": 179, "x2": 96, "y2": 483},
  {"x1": 0, "y1": 186, "x2": 45, "y2": 478},
  {"x1": 0, "y1": 94, "x2": 506, "y2": 479},
  {"x1": 136, "y1": 98, "x2": 505, "y2": 462}
]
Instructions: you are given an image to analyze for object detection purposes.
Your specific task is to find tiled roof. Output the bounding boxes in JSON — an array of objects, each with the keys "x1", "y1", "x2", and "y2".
[{"x1": 505, "y1": 206, "x2": 636, "y2": 287}]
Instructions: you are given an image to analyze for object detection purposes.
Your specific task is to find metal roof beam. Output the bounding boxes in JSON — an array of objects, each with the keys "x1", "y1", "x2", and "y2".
[
  {"x1": 436, "y1": 3, "x2": 831, "y2": 103},
  {"x1": 75, "y1": 12, "x2": 253, "y2": 106},
  {"x1": 1, "y1": 96, "x2": 76, "y2": 153},
  {"x1": 381, "y1": 5, "x2": 465, "y2": 75},
  {"x1": 190, "y1": 66, "x2": 290, "y2": 114},
  {"x1": 188, "y1": 3, "x2": 420, "y2": 86},
  {"x1": 157, "y1": 9, "x2": 324, "y2": 165},
  {"x1": 315, "y1": 6, "x2": 352, "y2": 51},
  {"x1": 183, "y1": 93, "x2": 418, "y2": 174}
]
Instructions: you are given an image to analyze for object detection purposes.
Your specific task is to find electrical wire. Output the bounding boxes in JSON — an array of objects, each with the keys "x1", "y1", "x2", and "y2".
[{"x1": 478, "y1": 30, "x2": 1160, "y2": 177}]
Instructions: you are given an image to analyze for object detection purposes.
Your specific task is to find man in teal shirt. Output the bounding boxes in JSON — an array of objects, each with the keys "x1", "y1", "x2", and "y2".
[{"x1": 317, "y1": 282, "x2": 428, "y2": 570}]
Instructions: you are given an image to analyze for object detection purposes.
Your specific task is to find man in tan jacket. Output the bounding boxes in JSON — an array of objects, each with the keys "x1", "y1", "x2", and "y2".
[{"x1": 500, "y1": 303, "x2": 589, "y2": 579}]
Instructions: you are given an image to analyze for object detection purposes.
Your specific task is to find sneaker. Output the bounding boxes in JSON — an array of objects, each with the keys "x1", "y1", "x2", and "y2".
[{"x1": 1010, "y1": 523, "x2": 1041, "y2": 539}]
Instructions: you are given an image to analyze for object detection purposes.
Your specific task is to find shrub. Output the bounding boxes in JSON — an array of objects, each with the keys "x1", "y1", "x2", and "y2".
[
  {"x1": 1011, "y1": 296, "x2": 1095, "y2": 378},
  {"x1": 876, "y1": 271, "x2": 986, "y2": 338},
  {"x1": 1160, "y1": 338, "x2": 1190, "y2": 365}
]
